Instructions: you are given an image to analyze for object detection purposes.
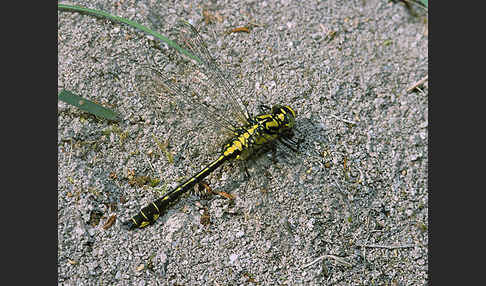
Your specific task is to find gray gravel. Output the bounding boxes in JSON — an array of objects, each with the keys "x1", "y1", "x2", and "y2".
[{"x1": 58, "y1": 0, "x2": 428, "y2": 285}]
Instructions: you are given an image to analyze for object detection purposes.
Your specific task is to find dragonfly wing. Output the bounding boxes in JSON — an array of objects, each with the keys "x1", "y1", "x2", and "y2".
[
  {"x1": 165, "y1": 21, "x2": 250, "y2": 128},
  {"x1": 147, "y1": 66, "x2": 237, "y2": 134}
]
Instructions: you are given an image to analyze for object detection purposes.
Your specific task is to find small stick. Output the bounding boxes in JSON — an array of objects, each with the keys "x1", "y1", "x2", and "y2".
[
  {"x1": 356, "y1": 243, "x2": 414, "y2": 250},
  {"x1": 303, "y1": 254, "x2": 352, "y2": 269},
  {"x1": 229, "y1": 27, "x2": 250, "y2": 33},
  {"x1": 406, "y1": 75, "x2": 428, "y2": 93},
  {"x1": 303, "y1": 255, "x2": 324, "y2": 269},
  {"x1": 329, "y1": 114, "x2": 357, "y2": 125},
  {"x1": 326, "y1": 255, "x2": 352, "y2": 267},
  {"x1": 145, "y1": 156, "x2": 156, "y2": 173}
]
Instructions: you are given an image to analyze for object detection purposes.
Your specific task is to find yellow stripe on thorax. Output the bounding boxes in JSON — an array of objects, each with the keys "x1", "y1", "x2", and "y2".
[{"x1": 223, "y1": 124, "x2": 258, "y2": 158}]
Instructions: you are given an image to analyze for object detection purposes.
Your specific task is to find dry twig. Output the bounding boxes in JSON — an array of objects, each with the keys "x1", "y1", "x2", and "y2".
[
  {"x1": 356, "y1": 243, "x2": 414, "y2": 250},
  {"x1": 303, "y1": 254, "x2": 352, "y2": 269},
  {"x1": 406, "y1": 75, "x2": 428, "y2": 93},
  {"x1": 329, "y1": 114, "x2": 357, "y2": 125}
]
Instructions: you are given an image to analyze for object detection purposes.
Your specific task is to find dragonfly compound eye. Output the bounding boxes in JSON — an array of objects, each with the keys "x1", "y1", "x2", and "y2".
[{"x1": 276, "y1": 105, "x2": 296, "y2": 129}]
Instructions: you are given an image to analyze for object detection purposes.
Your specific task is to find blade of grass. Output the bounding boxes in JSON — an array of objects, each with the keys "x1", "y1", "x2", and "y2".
[
  {"x1": 58, "y1": 3, "x2": 201, "y2": 64},
  {"x1": 58, "y1": 89, "x2": 120, "y2": 121}
]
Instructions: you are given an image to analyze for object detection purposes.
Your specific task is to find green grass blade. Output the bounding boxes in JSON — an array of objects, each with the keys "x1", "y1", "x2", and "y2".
[
  {"x1": 58, "y1": 89, "x2": 120, "y2": 121},
  {"x1": 58, "y1": 3, "x2": 201, "y2": 64},
  {"x1": 420, "y1": 0, "x2": 428, "y2": 8}
]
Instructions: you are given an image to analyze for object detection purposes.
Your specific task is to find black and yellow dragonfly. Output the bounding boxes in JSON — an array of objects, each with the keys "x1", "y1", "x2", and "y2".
[{"x1": 123, "y1": 21, "x2": 298, "y2": 230}]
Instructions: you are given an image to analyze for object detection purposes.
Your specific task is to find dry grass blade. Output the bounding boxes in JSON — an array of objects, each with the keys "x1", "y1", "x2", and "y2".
[
  {"x1": 406, "y1": 75, "x2": 428, "y2": 93},
  {"x1": 102, "y1": 214, "x2": 117, "y2": 230}
]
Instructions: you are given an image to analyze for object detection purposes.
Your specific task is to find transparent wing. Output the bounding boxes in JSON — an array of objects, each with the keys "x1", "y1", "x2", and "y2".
[
  {"x1": 148, "y1": 66, "x2": 238, "y2": 134},
  {"x1": 152, "y1": 21, "x2": 250, "y2": 131}
]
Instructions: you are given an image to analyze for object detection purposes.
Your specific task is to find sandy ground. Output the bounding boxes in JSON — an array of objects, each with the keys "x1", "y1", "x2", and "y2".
[{"x1": 58, "y1": 0, "x2": 428, "y2": 284}]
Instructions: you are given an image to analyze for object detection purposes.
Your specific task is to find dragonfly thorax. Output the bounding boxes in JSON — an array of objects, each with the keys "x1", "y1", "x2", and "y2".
[{"x1": 222, "y1": 105, "x2": 296, "y2": 160}]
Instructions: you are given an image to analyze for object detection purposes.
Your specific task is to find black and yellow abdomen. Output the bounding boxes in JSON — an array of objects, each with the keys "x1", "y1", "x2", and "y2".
[
  {"x1": 122, "y1": 154, "x2": 229, "y2": 230},
  {"x1": 122, "y1": 105, "x2": 296, "y2": 230}
]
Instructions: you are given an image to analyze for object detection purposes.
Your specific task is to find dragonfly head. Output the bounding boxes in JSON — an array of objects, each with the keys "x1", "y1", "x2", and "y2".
[{"x1": 271, "y1": 105, "x2": 296, "y2": 130}]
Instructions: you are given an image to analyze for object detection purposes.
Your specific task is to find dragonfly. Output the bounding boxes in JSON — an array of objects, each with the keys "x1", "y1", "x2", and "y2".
[{"x1": 122, "y1": 21, "x2": 299, "y2": 230}]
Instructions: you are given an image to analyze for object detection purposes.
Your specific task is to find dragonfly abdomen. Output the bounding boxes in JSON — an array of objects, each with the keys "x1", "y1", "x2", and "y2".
[{"x1": 122, "y1": 154, "x2": 229, "y2": 230}]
